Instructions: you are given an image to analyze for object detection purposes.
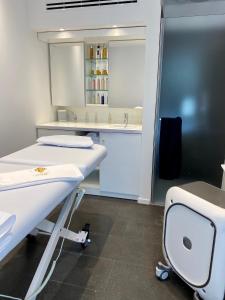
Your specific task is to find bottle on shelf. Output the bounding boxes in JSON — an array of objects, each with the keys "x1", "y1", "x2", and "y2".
[
  {"x1": 90, "y1": 62, "x2": 95, "y2": 75},
  {"x1": 96, "y1": 62, "x2": 101, "y2": 75},
  {"x1": 96, "y1": 45, "x2": 101, "y2": 59},
  {"x1": 104, "y1": 93, "x2": 108, "y2": 105},
  {"x1": 105, "y1": 78, "x2": 109, "y2": 90},
  {"x1": 101, "y1": 94, "x2": 105, "y2": 105},
  {"x1": 90, "y1": 78, "x2": 96, "y2": 90},
  {"x1": 98, "y1": 78, "x2": 101, "y2": 90},
  {"x1": 102, "y1": 44, "x2": 108, "y2": 59},
  {"x1": 96, "y1": 93, "x2": 100, "y2": 104},
  {"x1": 89, "y1": 45, "x2": 94, "y2": 59},
  {"x1": 102, "y1": 61, "x2": 108, "y2": 75},
  {"x1": 101, "y1": 78, "x2": 104, "y2": 90}
]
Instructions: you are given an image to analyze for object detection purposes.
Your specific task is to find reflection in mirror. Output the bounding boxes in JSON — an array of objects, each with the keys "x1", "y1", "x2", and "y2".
[
  {"x1": 109, "y1": 40, "x2": 145, "y2": 108},
  {"x1": 49, "y1": 43, "x2": 85, "y2": 107}
]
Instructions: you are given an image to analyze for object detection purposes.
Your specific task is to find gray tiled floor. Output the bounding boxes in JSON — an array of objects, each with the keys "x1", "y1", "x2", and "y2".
[{"x1": 0, "y1": 196, "x2": 193, "y2": 299}]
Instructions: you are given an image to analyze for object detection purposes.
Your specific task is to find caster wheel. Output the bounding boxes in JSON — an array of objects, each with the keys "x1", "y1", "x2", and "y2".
[
  {"x1": 193, "y1": 291, "x2": 202, "y2": 300},
  {"x1": 155, "y1": 262, "x2": 171, "y2": 281},
  {"x1": 81, "y1": 223, "x2": 91, "y2": 249},
  {"x1": 158, "y1": 270, "x2": 169, "y2": 281},
  {"x1": 81, "y1": 238, "x2": 91, "y2": 249}
]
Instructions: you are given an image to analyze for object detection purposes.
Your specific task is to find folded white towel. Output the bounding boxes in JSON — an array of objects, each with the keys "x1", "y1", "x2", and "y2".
[
  {"x1": 0, "y1": 211, "x2": 16, "y2": 243},
  {"x1": 0, "y1": 164, "x2": 84, "y2": 191},
  {"x1": 37, "y1": 135, "x2": 94, "y2": 148}
]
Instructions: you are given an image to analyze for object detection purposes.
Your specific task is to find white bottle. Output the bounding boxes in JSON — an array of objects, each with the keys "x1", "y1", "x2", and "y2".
[
  {"x1": 105, "y1": 78, "x2": 109, "y2": 90},
  {"x1": 95, "y1": 93, "x2": 100, "y2": 104},
  {"x1": 105, "y1": 93, "x2": 108, "y2": 104}
]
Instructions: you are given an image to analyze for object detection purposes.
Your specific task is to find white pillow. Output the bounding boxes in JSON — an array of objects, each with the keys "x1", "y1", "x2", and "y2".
[{"x1": 37, "y1": 135, "x2": 94, "y2": 148}]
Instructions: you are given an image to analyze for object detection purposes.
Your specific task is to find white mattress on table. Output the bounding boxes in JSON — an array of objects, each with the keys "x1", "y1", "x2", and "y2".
[
  {"x1": 0, "y1": 163, "x2": 76, "y2": 261},
  {"x1": 0, "y1": 141, "x2": 106, "y2": 261},
  {"x1": 0, "y1": 144, "x2": 107, "y2": 177}
]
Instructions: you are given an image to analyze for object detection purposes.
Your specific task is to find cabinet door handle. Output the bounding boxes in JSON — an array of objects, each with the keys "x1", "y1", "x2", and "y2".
[{"x1": 101, "y1": 139, "x2": 105, "y2": 144}]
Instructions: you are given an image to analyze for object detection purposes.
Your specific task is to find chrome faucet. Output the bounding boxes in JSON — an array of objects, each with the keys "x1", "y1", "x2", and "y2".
[{"x1": 124, "y1": 113, "x2": 128, "y2": 127}]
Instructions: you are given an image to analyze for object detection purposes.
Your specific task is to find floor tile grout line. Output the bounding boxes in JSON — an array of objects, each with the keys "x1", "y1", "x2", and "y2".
[
  {"x1": 49, "y1": 278, "x2": 97, "y2": 292},
  {"x1": 100, "y1": 258, "x2": 116, "y2": 295},
  {"x1": 60, "y1": 249, "x2": 157, "y2": 270}
]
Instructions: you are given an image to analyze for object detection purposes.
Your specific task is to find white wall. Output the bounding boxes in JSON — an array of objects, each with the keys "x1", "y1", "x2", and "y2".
[
  {"x1": 0, "y1": 0, "x2": 54, "y2": 156},
  {"x1": 138, "y1": 1, "x2": 162, "y2": 204},
  {"x1": 27, "y1": 0, "x2": 147, "y2": 31}
]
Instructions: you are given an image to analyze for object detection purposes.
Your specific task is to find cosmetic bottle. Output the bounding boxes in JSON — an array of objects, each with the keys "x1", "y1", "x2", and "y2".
[
  {"x1": 102, "y1": 45, "x2": 108, "y2": 59},
  {"x1": 102, "y1": 61, "x2": 108, "y2": 75},
  {"x1": 90, "y1": 62, "x2": 94, "y2": 75},
  {"x1": 96, "y1": 63, "x2": 101, "y2": 75},
  {"x1": 105, "y1": 93, "x2": 108, "y2": 104},
  {"x1": 96, "y1": 45, "x2": 101, "y2": 59},
  {"x1": 92, "y1": 78, "x2": 95, "y2": 90},
  {"x1": 105, "y1": 78, "x2": 109, "y2": 90},
  {"x1": 97, "y1": 78, "x2": 101, "y2": 90},
  {"x1": 96, "y1": 93, "x2": 100, "y2": 104},
  {"x1": 88, "y1": 78, "x2": 92, "y2": 90},
  {"x1": 89, "y1": 45, "x2": 94, "y2": 59},
  {"x1": 101, "y1": 94, "x2": 105, "y2": 105}
]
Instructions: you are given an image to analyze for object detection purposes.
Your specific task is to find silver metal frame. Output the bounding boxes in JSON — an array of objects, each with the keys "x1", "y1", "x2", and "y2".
[{"x1": 23, "y1": 187, "x2": 86, "y2": 300}]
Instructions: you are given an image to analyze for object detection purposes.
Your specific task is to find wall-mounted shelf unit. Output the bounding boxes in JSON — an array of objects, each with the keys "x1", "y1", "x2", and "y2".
[{"x1": 85, "y1": 43, "x2": 109, "y2": 106}]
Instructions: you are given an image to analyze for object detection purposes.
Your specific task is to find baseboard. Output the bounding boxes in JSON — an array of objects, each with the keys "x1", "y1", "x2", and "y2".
[
  {"x1": 138, "y1": 197, "x2": 151, "y2": 205},
  {"x1": 82, "y1": 187, "x2": 138, "y2": 201}
]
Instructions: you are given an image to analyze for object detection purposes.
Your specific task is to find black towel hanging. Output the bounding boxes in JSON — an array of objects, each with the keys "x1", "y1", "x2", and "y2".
[{"x1": 159, "y1": 117, "x2": 182, "y2": 180}]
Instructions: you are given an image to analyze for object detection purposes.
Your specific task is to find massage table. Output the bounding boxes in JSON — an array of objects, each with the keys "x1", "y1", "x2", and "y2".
[{"x1": 0, "y1": 143, "x2": 107, "y2": 300}]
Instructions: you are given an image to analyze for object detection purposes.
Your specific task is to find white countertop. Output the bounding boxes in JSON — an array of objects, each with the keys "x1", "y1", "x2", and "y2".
[{"x1": 36, "y1": 122, "x2": 142, "y2": 134}]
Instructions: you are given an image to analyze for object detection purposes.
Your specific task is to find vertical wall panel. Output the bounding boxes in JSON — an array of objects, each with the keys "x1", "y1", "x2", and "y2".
[{"x1": 153, "y1": 16, "x2": 225, "y2": 203}]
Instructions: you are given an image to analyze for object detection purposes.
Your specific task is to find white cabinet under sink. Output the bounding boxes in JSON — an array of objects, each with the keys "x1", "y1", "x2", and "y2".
[
  {"x1": 36, "y1": 124, "x2": 142, "y2": 200},
  {"x1": 99, "y1": 132, "x2": 141, "y2": 197}
]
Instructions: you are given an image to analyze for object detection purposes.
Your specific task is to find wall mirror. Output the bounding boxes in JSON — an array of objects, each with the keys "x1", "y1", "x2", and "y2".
[
  {"x1": 49, "y1": 42, "x2": 85, "y2": 107},
  {"x1": 108, "y1": 39, "x2": 145, "y2": 108},
  {"x1": 49, "y1": 39, "x2": 145, "y2": 108}
]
